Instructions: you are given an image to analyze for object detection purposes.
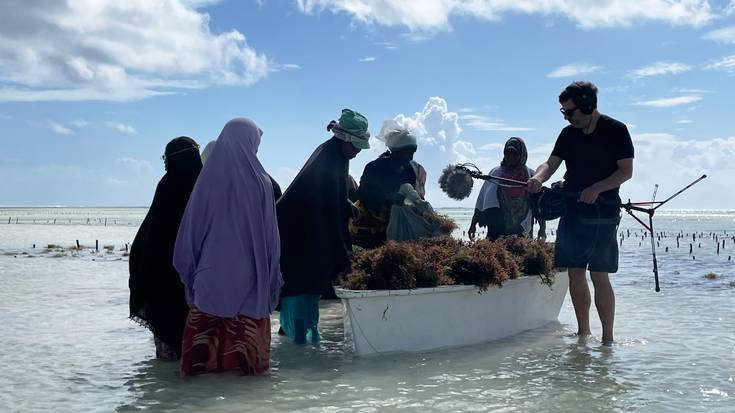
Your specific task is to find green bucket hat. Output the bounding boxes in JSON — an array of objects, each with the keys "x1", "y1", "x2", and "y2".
[{"x1": 333, "y1": 109, "x2": 371, "y2": 150}]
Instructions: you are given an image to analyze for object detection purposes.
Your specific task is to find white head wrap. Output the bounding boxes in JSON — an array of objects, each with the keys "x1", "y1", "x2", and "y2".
[{"x1": 377, "y1": 121, "x2": 417, "y2": 150}]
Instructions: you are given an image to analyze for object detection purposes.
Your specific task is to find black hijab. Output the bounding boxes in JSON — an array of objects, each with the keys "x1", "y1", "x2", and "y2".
[
  {"x1": 277, "y1": 137, "x2": 352, "y2": 297},
  {"x1": 129, "y1": 136, "x2": 202, "y2": 353}
]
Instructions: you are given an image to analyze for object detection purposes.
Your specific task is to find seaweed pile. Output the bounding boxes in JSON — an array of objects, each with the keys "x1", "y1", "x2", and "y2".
[{"x1": 341, "y1": 235, "x2": 556, "y2": 291}]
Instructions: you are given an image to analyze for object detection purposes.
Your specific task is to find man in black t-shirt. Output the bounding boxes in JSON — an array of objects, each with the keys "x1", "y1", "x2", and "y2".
[{"x1": 528, "y1": 81, "x2": 634, "y2": 345}]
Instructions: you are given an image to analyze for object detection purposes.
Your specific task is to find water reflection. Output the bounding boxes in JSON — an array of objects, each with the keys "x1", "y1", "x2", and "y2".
[{"x1": 117, "y1": 313, "x2": 641, "y2": 412}]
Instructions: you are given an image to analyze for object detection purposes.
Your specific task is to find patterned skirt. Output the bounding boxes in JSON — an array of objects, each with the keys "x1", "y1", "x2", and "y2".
[{"x1": 180, "y1": 308, "x2": 271, "y2": 376}]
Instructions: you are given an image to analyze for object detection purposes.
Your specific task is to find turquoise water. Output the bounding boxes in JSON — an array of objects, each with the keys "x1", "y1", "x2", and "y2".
[{"x1": 0, "y1": 208, "x2": 733, "y2": 412}]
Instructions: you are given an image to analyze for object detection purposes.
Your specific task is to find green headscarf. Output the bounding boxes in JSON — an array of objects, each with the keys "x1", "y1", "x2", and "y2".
[{"x1": 330, "y1": 109, "x2": 371, "y2": 149}]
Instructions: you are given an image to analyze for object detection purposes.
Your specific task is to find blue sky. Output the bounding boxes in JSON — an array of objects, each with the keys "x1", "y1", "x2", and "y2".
[{"x1": 1, "y1": 0, "x2": 734, "y2": 208}]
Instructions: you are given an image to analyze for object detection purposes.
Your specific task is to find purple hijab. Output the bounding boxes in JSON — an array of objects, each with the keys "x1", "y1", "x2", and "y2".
[{"x1": 173, "y1": 118, "x2": 282, "y2": 319}]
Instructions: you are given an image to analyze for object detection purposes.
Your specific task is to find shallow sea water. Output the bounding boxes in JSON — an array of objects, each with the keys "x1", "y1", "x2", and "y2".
[{"x1": 0, "y1": 208, "x2": 733, "y2": 412}]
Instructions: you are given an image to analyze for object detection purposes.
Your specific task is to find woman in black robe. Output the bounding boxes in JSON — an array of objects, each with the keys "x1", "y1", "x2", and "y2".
[
  {"x1": 129, "y1": 136, "x2": 202, "y2": 360},
  {"x1": 277, "y1": 109, "x2": 369, "y2": 344},
  {"x1": 351, "y1": 128, "x2": 424, "y2": 248}
]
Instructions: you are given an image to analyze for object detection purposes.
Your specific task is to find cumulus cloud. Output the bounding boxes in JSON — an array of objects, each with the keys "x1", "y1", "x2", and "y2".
[
  {"x1": 547, "y1": 63, "x2": 601, "y2": 78},
  {"x1": 48, "y1": 121, "x2": 73, "y2": 135},
  {"x1": 359, "y1": 57, "x2": 377, "y2": 62},
  {"x1": 452, "y1": 140, "x2": 477, "y2": 162},
  {"x1": 294, "y1": 0, "x2": 715, "y2": 32},
  {"x1": 381, "y1": 96, "x2": 462, "y2": 150},
  {"x1": 628, "y1": 61, "x2": 693, "y2": 78},
  {"x1": 106, "y1": 122, "x2": 137, "y2": 135},
  {"x1": 633, "y1": 96, "x2": 702, "y2": 107},
  {"x1": 0, "y1": 0, "x2": 274, "y2": 102}
]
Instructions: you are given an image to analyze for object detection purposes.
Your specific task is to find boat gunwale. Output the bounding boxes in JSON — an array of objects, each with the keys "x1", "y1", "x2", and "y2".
[{"x1": 334, "y1": 273, "x2": 558, "y2": 299}]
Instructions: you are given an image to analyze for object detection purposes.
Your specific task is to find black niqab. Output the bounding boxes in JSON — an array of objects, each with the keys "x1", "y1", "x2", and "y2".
[{"x1": 129, "y1": 136, "x2": 202, "y2": 352}]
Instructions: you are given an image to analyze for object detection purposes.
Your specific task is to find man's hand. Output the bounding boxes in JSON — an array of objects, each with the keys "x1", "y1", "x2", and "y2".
[
  {"x1": 527, "y1": 176, "x2": 543, "y2": 194},
  {"x1": 468, "y1": 224, "x2": 477, "y2": 241},
  {"x1": 579, "y1": 185, "x2": 601, "y2": 204}
]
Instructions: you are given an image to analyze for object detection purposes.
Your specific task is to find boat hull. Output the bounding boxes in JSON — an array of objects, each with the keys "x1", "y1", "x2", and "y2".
[{"x1": 335, "y1": 271, "x2": 569, "y2": 355}]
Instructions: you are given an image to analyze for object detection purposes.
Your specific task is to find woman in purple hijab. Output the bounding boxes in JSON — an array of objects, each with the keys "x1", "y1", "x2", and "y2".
[{"x1": 173, "y1": 117, "x2": 282, "y2": 376}]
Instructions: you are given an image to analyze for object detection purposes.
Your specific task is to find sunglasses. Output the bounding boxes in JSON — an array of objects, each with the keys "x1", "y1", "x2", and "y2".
[
  {"x1": 559, "y1": 107, "x2": 578, "y2": 117},
  {"x1": 161, "y1": 145, "x2": 199, "y2": 161}
]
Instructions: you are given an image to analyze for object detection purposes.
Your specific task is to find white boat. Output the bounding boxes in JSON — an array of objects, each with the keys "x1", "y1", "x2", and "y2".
[{"x1": 334, "y1": 271, "x2": 569, "y2": 355}]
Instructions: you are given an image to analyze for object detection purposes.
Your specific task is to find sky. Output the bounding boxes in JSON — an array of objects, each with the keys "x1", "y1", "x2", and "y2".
[{"x1": 1, "y1": 0, "x2": 734, "y2": 208}]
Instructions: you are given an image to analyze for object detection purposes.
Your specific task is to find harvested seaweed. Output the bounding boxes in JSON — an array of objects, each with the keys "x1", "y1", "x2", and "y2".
[{"x1": 341, "y1": 235, "x2": 556, "y2": 291}]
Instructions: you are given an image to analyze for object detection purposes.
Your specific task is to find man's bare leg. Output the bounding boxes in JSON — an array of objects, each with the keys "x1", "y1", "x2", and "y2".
[
  {"x1": 590, "y1": 271, "x2": 615, "y2": 345},
  {"x1": 567, "y1": 267, "x2": 591, "y2": 337}
]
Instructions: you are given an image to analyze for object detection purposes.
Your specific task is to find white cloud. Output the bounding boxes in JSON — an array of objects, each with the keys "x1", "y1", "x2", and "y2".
[
  {"x1": 70, "y1": 119, "x2": 88, "y2": 128},
  {"x1": 628, "y1": 61, "x2": 693, "y2": 78},
  {"x1": 106, "y1": 121, "x2": 137, "y2": 135},
  {"x1": 703, "y1": 25, "x2": 735, "y2": 43},
  {"x1": 706, "y1": 54, "x2": 735, "y2": 72},
  {"x1": 546, "y1": 63, "x2": 601, "y2": 78},
  {"x1": 726, "y1": 1, "x2": 735, "y2": 15},
  {"x1": 452, "y1": 140, "x2": 476, "y2": 162},
  {"x1": 48, "y1": 120, "x2": 73, "y2": 135},
  {"x1": 0, "y1": 1, "x2": 274, "y2": 102},
  {"x1": 359, "y1": 57, "x2": 377, "y2": 62},
  {"x1": 294, "y1": 1, "x2": 715, "y2": 31},
  {"x1": 115, "y1": 157, "x2": 155, "y2": 175},
  {"x1": 381, "y1": 96, "x2": 462, "y2": 149},
  {"x1": 633, "y1": 96, "x2": 702, "y2": 107},
  {"x1": 625, "y1": 133, "x2": 735, "y2": 208},
  {"x1": 279, "y1": 64, "x2": 302, "y2": 71},
  {"x1": 461, "y1": 114, "x2": 535, "y2": 132},
  {"x1": 675, "y1": 119, "x2": 693, "y2": 124},
  {"x1": 674, "y1": 88, "x2": 711, "y2": 94}
]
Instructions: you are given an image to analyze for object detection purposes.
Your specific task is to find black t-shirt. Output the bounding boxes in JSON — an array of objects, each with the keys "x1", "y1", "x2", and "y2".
[{"x1": 551, "y1": 114, "x2": 634, "y2": 216}]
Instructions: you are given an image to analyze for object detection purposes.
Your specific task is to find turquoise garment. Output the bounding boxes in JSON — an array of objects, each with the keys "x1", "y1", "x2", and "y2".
[{"x1": 279, "y1": 295, "x2": 320, "y2": 344}]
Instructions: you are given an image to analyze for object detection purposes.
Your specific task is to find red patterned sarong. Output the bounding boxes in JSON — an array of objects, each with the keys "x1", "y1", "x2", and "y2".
[{"x1": 180, "y1": 308, "x2": 271, "y2": 376}]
